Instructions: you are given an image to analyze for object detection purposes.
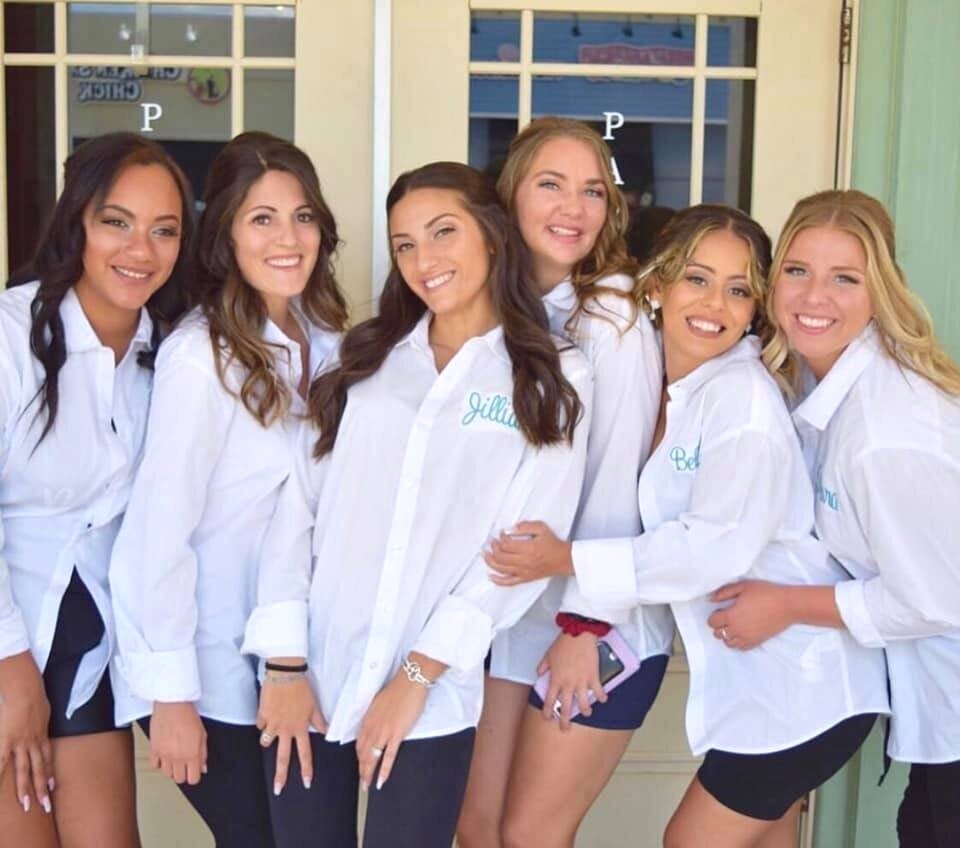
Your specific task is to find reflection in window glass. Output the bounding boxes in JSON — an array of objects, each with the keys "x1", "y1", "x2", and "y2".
[
  {"x1": 468, "y1": 76, "x2": 519, "y2": 178},
  {"x1": 5, "y1": 67, "x2": 56, "y2": 277},
  {"x1": 149, "y1": 4, "x2": 232, "y2": 57},
  {"x1": 707, "y1": 17, "x2": 758, "y2": 68},
  {"x1": 469, "y1": 12, "x2": 521, "y2": 62},
  {"x1": 533, "y1": 13, "x2": 695, "y2": 65},
  {"x1": 703, "y1": 80, "x2": 755, "y2": 211},
  {"x1": 4, "y1": 3, "x2": 55, "y2": 53},
  {"x1": 68, "y1": 3, "x2": 138, "y2": 55},
  {"x1": 245, "y1": 69, "x2": 294, "y2": 141},
  {"x1": 244, "y1": 6, "x2": 295, "y2": 58}
]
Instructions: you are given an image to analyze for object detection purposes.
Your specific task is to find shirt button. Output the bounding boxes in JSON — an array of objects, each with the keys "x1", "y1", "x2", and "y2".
[{"x1": 368, "y1": 661, "x2": 379, "y2": 670}]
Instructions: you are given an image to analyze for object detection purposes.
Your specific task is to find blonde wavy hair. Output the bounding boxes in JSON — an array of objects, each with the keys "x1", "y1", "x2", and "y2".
[
  {"x1": 496, "y1": 116, "x2": 639, "y2": 322},
  {"x1": 191, "y1": 132, "x2": 348, "y2": 427},
  {"x1": 637, "y1": 204, "x2": 772, "y2": 335},
  {"x1": 762, "y1": 189, "x2": 960, "y2": 396}
]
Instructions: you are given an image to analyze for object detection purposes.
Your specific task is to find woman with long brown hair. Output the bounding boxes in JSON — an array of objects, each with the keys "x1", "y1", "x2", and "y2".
[
  {"x1": 0, "y1": 132, "x2": 193, "y2": 847},
  {"x1": 708, "y1": 190, "x2": 960, "y2": 847},
  {"x1": 458, "y1": 117, "x2": 671, "y2": 847},
  {"x1": 242, "y1": 161, "x2": 591, "y2": 847},
  {"x1": 109, "y1": 131, "x2": 347, "y2": 846}
]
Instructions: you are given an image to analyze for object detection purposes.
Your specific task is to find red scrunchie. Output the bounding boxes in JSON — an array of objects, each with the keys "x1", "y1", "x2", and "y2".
[{"x1": 555, "y1": 612, "x2": 612, "y2": 638}]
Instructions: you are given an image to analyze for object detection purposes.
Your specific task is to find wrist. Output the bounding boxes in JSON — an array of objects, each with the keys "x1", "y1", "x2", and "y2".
[
  {"x1": 556, "y1": 612, "x2": 611, "y2": 638},
  {"x1": 400, "y1": 655, "x2": 437, "y2": 690},
  {"x1": 562, "y1": 541, "x2": 575, "y2": 576}
]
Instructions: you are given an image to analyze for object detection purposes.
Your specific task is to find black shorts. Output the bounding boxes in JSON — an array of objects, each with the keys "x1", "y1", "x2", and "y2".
[
  {"x1": 528, "y1": 653, "x2": 668, "y2": 731},
  {"x1": 698, "y1": 713, "x2": 878, "y2": 821},
  {"x1": 42, "y1": 569, "x2": 119, "y2": 738}
]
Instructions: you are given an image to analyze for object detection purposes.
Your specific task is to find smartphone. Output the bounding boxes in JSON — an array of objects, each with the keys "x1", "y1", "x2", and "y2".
[{"x1": 597, "y1": 640, "x2": 625, "y2": 686}]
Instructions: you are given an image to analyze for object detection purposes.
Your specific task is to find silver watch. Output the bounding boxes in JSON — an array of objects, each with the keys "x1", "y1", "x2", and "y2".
[{"x1": 402, "y1": 656, "x2": 435, "y2": 689}]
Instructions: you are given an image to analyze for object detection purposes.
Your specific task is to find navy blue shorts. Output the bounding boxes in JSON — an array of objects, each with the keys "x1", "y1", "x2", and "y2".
[
  {"x1": 528, "y1": 653, "x2": 669, "y2": 731},
  {"x1": 43, "y1": 570, "x2": 119, "y2": 738}
]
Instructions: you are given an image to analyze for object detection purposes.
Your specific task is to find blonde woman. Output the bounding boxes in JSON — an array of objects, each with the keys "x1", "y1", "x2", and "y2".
[
  {"x1": 709, "y1": 190, "x2": 960, "y2": 847},
  {"x1": 457, "y1": 118, "x2": 670, "y2": 847},
  {"x1": 109, "y1": 132, "x2": 348, "y2": 846}
]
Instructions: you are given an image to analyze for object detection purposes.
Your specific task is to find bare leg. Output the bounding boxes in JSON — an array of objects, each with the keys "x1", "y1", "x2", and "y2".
[
  {"x1": 456, "y1": 676, "x2": 529, "y2": 848},
  {"x1": 52, "y1": 730, "x2": 140, "y2": 848},
  {"x1": 756, "y1": 800, "x2": 801, "y2": 848},
  {"x1": 501, "y1": 705, "x2": 634, "y2": 848},
  {"x1": 664, "y1": 777, "x2": 794, "y2": 848},
  {"x1": 0, "y1": 758, "x2": 61, "y2": 848}
]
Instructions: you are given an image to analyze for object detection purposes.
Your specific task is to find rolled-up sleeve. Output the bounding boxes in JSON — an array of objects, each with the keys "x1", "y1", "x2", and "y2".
[
  {"x1": 836, "y1": 448, "x2": 960, "y2": 647},
  {"x1": 412, "y1": 359, "x2": 593, "y2": 673}
]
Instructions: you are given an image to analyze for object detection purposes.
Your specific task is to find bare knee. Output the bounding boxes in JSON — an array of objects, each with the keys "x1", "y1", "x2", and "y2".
[
  {"x1": 502, "y1": 808, "x2": 572, "y2": 848},
  {"x1": 457, "y1": 807, "x2": 503, "y2": 848}
]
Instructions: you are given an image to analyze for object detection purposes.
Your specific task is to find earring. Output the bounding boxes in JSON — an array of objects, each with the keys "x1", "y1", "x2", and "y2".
[{"x1": 645, "y1": 295, "x2": 661, "y2": 312}]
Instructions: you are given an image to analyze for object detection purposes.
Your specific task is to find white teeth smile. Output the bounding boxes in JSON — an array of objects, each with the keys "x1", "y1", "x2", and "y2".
[
  {"x1": 548, "y1": 225, "x2": 580, "y2": 237},
  {"x1": 114, "y1": 266, "x2": 149, "y2": 280},
  {"x1": 266, "y1": 256, "x2": 300, "y2": 268},
  {"x1": 687, "y1": 317, "x2": 723, "y2": 333},
  {"x1": 424, "y1": 271, "x2": 453, "y2": 290},
  {"x1": 797, "y1": 314, "x2": 835, "y2": 329}
]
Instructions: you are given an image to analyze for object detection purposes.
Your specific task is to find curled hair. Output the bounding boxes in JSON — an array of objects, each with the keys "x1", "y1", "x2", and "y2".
[
  {"x1": 29, "y1": 132, "x2": 195, "y2": 443},
  {"x1": 762, "y1": 189, "x2": 960, "y2": 396},
  {"x1": 190, "y1": 131, "x2": 349, "y2": 427},
  {"x1": 310, "y1": 161, "x2": 582, "y2": 457},
  {"x1": 496, "y1": 117, "x2": 639, "y2": 324},
  {"x1": 637, "y1": 204, "x2": 772, "y2": 337}
]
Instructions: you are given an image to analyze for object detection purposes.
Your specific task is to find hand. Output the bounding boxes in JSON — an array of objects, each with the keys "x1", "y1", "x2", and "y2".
[
  {"x1": 257, "y1": 673, "x2": 327, "y2": 795},
  {"x1": 356, "y1": 669, "x2": 429, "y2": 792},
  {"x1": 708, "y1": 580, "x2": 794, "y2": 650},
  {"x1": 537, "y1": 632, "x2": 605, "y2": 730},
  {"x1": 0, "y1": 652, "x2": 53, "y2": 814},
  {"x1": 485, "y1": 521, "x2": 573, "y2": 586},
  {"x1": 150, "y1": 701, "x2": 207, "y2": 785}
]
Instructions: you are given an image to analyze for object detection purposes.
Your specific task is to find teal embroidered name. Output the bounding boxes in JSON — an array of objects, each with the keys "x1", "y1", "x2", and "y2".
[
  {"x1": 814, "y1": 465, "x2": 840, "y2": 511},
  {"x1": 669, "y1": 437, "x2": 701, "y2": 472},
  {"x1": 461, "y1": 391, "x2": 519, "y2": 431}
]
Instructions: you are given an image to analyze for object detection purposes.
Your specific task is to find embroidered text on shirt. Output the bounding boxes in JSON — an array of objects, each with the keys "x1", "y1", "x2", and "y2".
[
  {"x1": 814, "y1": 465, "x2": 840, "y2": 511},
  {"x1": 461, "y1": 391, "x2": 520, "y2": 431},
  {"x1": 669, "y1": 437, "x2": 701, "y2": 472}
]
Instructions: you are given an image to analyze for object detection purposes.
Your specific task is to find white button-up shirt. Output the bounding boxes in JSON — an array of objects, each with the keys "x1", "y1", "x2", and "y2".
[
  {"x1": 491, "y1": 275, "x2": 673, "y2": 684},
  {"x1": 243, "y1": 313, "x2": 592, "y2": 742},
  {"x1": 794, "y1": 324, "x2": 960, "y2": 764},
  {"x1": 110, "y1": 307, "x2": 338, "y2": 725},
  {"x1": 0, "y1": 281, "x2": 153, "y2": 719},
  {"x1": 569, "y1": 336, "x2": 889, "y2": 755}
]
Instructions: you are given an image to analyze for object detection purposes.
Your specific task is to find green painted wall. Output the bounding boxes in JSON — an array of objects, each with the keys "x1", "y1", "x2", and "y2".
[{"x1": 815, "y1": 2, "x2": 960, "y2": 845}]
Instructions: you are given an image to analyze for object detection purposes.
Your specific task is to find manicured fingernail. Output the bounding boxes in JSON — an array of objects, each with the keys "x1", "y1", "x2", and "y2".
[
  {"x1": 376, "y1": 777, "x2": 385, "y2": 791},
  {"x1": 21, "y1": 795, "x2": 30, "y2": 813},
  {"x1": 202, "y1": 764, "x2": 208, "y2": 774},
  {"x1": 48, "y1": 777, "x2": 56, "y2": 792},
  {"x1": 41, "y1": 796, "x2": 52, "y2": 814},
  {"x1": 303, "y1": 776, "x2": 312, "y2": 790},
  {"x1": 360, "y1": 781, "x2": 368, "y2": 793},
  {"x1": 273, "y1": 782, "x2": 282, "y2": 796}
]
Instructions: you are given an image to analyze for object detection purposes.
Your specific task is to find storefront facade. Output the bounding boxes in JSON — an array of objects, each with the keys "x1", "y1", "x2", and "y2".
[{"x1": 1, "y1": 2, "x2": 957, "y2": 846}]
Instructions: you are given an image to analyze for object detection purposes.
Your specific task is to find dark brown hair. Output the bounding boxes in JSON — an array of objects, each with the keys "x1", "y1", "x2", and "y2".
[
  {"x1": 29, "y1": 132, "x2": 195, "y2": 443},
  {"x1": 190, "y1": 131, "x2": 349, "y2": 427},
  {"x1": 309, "y1": 161, "x2": 582, "y2": 457}
]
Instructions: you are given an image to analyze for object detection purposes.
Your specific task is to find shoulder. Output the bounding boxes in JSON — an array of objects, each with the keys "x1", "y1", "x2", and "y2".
[
  {"x1": 0, "y1": 281, "x2": 39, "y2": 374},
  {"x1": 554, "y1": 337, "x2": 593, "y2": 389},
  {"x1": 576, "y1": 273, "x2": 638, "y2": 334},
  {"x1": 155, "y1": 308, "x2": 218, "y2": 376}
]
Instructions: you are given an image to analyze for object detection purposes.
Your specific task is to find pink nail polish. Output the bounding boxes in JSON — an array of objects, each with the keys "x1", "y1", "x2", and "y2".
[
  {"x1": 360, "y1": 781, "x2": 368, "y2": 793},
  {"x1": 48, "y1": 777, "x2": 56, "y2": 792},
  {"x1": 303, "y1": 776, "x2": 312, "y2": 790},
  {"x1": 41, "y1": 796, "x2": 52, "y2": 814},
  {"x1": 376, "y1": 777, "x2": 385, "y2": 791},
  {"x1": 273, "y1": 782, "x2": 282, "y2": 796},
  {"x1": 21, "y1": 795, "x2": 30, "y2": 813}
]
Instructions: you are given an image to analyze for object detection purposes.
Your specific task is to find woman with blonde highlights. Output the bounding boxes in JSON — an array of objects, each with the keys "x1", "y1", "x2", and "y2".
[
  {"x1": 710, "y1": 190, "x2": 960, "y2": 846},
  {"x1": 109, "y1": 131, "x2": 347, "y2": 847},
  {"x1": 457, "y1": 117, "x2": 670, "y2": 847},
  {"x1": 486, "y1": 203, "x2": 888, "y2": 847}
]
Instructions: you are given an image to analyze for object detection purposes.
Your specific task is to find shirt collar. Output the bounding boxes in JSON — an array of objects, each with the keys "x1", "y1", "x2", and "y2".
[
  {"x1": 792, "y1": 323, "x2": 881, "y2": 432},
  {"x1": 60, "y1": 286, "x2": 154, "y2": 355},
  {"x1": 398, "y1": 311, "x2": 510, "y2": 364},
  {"x1": 541, "y1": 279, "x2": 578, "y2": 314},
  {"x1": 668, "y1": 334, "x2": 762, "y2": 401}
]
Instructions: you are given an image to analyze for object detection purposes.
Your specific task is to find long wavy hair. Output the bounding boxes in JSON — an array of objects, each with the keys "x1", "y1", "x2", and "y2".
[
  {"x1": 29, "y1": 132, "x2": 195, "y2": 444},
  {"x1": 496, "y1": 117, "x2": 639, "y2": 324},
  {"x1": 763, "y1": 189, "x2": 960, "y2": 396},
  {"x1": 310, "y1": 161, "x2": 582, "y2": 457},
  {"x1": 190, "y1": 131, "x2": 349, "y2": 427},
  {"x1": 638, "y1": 204, "x2": 772, "y2": 336}
]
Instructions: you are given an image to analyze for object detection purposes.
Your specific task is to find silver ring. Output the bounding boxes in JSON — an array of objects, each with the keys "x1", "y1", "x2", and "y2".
[
  {"x1": 721, "y1": 627, "x2": 729, "y2": 642},
  {"x1": 260, "y1": 732, "x2": 274, "y2": 745},
  {"x1": 371, "y1": 746, "x2": 385, "y2": 758},
  {"x1": 551, "y1": 698, "x2": 562, "y2": 719}
]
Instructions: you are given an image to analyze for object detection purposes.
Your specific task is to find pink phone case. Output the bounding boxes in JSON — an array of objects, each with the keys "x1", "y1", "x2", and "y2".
[{"x1": 533, "y1": 627, "x2": 641, "y2": 719}]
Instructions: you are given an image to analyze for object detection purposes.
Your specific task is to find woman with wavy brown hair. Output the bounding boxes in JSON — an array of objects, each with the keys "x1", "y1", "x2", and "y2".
[
  {"x1": 109, "y1": 131, "x2": 347, "y2": 847},
  {"x1": 242, "y1": 161, "x2": 591, "y2": 847},
  {"x1": 0, "y1": 132, "x2": 193, "y2": 848},
  {"x1": 458, "y1": 117, "x2": 670, "y2": 847}
]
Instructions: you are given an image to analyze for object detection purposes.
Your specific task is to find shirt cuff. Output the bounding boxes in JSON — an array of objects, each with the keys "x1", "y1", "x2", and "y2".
[
  {"x1": 241, "y1": 600, "x2": 309, "y2": 660},
  {"x1": 559, "y1": 578, "x2": 630, "y2": 624},
  {"x1": 119, "y1": 645, "x2": 202, "y2": 703},
  {"x1": 835, "y1": 580, "x2": 886, "y2": 648},
  {"x1": 0, "y1": 608, "x2": 31, "y2": 661},
  {"x1": 412, "y1": 596, "x2": 493, "y2": 674},
  {"x1": 571, "y1": 538, "x2": 637, "y2": 605}
]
